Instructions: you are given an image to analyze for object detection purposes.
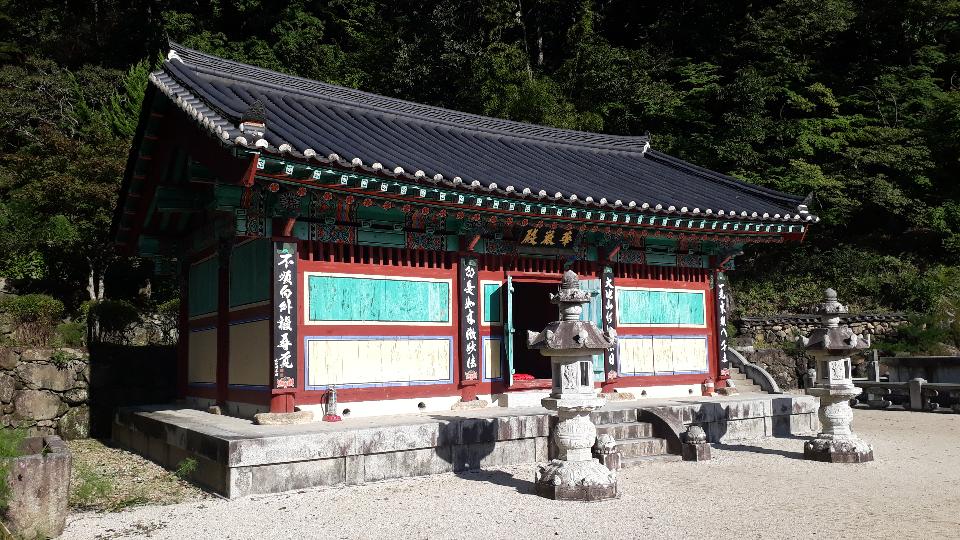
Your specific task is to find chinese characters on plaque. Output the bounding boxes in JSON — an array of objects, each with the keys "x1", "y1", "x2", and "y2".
[
  {"x1": 715, "y1": 271, "x2": 730, "y2": 377},
  {"x1": 273, "y1": 242, "x2": 297, "y2": 389},
  {"x1": 601, "y1": 266, "x2": 618, "y2": 380},
  {"x1": 518, "y1": 228, "x2": 577, "y2": 247},
  {"x1": 459, "y1": 257, "x2": 480, "y2": 382}
]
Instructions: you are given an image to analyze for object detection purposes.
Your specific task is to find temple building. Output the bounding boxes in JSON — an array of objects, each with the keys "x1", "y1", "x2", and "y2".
[{"x1": 112, "y1": 42, "x2": 818, "y2": 418}]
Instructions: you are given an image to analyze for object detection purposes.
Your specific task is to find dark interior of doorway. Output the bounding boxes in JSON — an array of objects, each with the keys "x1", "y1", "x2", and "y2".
[{"x1": 510, "y1": 281, "x2": 558, "y2": 380}]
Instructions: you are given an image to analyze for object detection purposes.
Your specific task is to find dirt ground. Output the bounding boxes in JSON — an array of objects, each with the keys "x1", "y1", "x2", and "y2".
[
  {"x1": 67, "y1": 439, "x2": 210, "y2": 512},
  {"x1": 63, "y1": 409, "x2": 960, "y2": 539}
]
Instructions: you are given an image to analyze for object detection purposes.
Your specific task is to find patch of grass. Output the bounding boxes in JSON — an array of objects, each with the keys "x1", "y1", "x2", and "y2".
[
  {"x1": 174, "y1": 457, "x2": 197, "y2": 481},
  {"x1": 0, "y1": 428, "x2": 26, "y2": 510},
  {"x1": 70, "y1": 463, "x2": 113, "y2": 509},
  {"x1": 49, "y1": 348, "x2": 75, "y2": 368}
]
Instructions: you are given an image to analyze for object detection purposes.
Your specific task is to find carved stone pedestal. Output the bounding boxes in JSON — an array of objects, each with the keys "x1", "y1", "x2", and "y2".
[
  {"x1": 681, "y1": 425, "x2": 711, "y2": 461},
  {"x1": 804, "y1": 386, "x2": 874, "y2": 463}
]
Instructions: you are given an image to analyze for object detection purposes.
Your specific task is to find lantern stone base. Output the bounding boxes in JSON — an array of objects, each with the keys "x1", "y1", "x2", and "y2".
[
  {"x1": 534, "y1": 459, "x2": 617, "y2": 501},
  {"x1": 804, "y1": 436, "x2": 874, "y2": 463}
]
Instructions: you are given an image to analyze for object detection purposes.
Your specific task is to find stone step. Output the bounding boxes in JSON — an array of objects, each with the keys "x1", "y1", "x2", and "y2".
[
  {"x1": 620, "y1": 454, "x2": 683, "y2": 468},
  {"x1": 616, "y1": 437, "x2": 668, "y2": 459},
  {"x1": 596, "y1": 422, "x2": 653, "y2": 440},
  {"x1": 591, "y1": 408, "x2": 638, "y2": 425},
  {"x1": 730, "y1": 383, "x2": 763, "y2": 393},
  {"x1": 498, "y1": 390, "x2": 551, "y2": 408}
]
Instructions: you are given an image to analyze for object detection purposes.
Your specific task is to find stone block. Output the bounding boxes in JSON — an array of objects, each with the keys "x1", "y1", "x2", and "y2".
[
  {"x1": 253, "y1": 411, "x2": 313, "y2": 425},
  {"x1": 534, "y1": 436, "x2": 550, "y2": 462},
  {"x1": 62, "y1": 388, "x2": 88, "y2": 405},
  {"x1": 452, "y1": 438, "x2": 536, "y2": 472},
  {"x1": 15, "y1": 361, "x2": 77, "y2": 392},
  {"x1": 0, "y1": 372, "x2": 15, "y2": 403},
  {"x1": 146, "y1": 435, "x2": 169, "y2": 466},
  {"x1": 345, "y1": 454, "x2": 365, "y2": 485},
  {"x1": 230, "y1": 457, "x2": 346, "y2": 498},
  {"x1": 5, "y1": 436, "x2": 71, "y2": 539},
  {"x1": 719, "y1": 398, "x2": 770, "y2": 421},
  {"x1": 363, "y1": 447, "x2": 453, "y2": 483},
  {"x1": 709, "y1": 417, "x2": 767, "y2": 442},
  {"x1": 58, "y1": 406, "x2": 90, "y2": 440},
  {"x1": 0, "y1": 347, "x2": 19, "y2": 370},
  {"x1": 681, "y1": 442, "x2": 711, "y2": 461},
  {"x1": 13, "y1": 390, "x2": 61, "y2": 421},
  {"x1": 769, "y1": 414, "x2": 791, "y2": 437},
  {"x1": 19, "y1": 349, "x2": 55, "y2": 362},
  {"x1": 189, "y1": 453, "x2": 228, "y2": 496}
]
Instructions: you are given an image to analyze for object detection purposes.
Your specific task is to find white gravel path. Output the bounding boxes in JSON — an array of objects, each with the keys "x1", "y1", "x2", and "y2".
[{"x1": 63, "y1": 409, "x2": 960, "y2": 539}]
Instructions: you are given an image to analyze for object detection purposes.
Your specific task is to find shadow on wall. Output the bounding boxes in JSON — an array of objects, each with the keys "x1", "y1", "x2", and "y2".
[{"x1": 87, "y1": 343, "x2": 177, "y2": 438}]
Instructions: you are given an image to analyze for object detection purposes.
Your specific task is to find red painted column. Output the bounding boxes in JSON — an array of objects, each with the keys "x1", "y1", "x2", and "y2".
[{"x1": 215, "y1": 239, "x2": 232, "y2": 407}]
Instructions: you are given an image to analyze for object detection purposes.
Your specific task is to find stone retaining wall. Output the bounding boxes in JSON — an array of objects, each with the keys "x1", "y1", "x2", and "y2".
[
  {"x1": 0, "y1": 348, "x2": 90, "y2": 439},
  {"x1": 736, "y1": 314, "x2": 907, "y2": 345}
]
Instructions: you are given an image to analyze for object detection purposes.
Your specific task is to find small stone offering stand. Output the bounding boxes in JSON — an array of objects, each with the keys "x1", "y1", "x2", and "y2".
[
  {"x1": 527, "y1": 270, "x2": 618, "y2": 501},
  {"x1": 799, "y1": 289, "x2": 874, "y2": 463},
  {"x1": 3, "y1": 435, "x2": 71, "y2": 539}
]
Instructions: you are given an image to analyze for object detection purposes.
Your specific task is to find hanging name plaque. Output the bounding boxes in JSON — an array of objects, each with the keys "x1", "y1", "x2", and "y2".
[
  {"x1": 459, "y1": 257, "x2": 480, "y2": 383},
  {"x1": 715, "y1": 271, "x2": 730, "y2": 378},
  {"x1": 272, "y1": 241, "x2": 298, "y2": 389}
]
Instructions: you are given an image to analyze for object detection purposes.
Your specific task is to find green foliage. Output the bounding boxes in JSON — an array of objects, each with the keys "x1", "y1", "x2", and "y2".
[
  {"x1": 54, "y1": 321, "x2": 86, "y2": 347},
  {"x1": 49, "y1": 348, "x2": 77, "y2": 368},
  {"x1": 0, "y1": 428, "x2": 26, "y2": 511},
  {"x1": 174, "y1": 457, "x2": 197, "y2": 481},
  {"x1": 0, "y1": 294, "x2": 64, "y2": 346},
  {"x1": 87, "y1": 299, "x2": 141, "y2": 344}
]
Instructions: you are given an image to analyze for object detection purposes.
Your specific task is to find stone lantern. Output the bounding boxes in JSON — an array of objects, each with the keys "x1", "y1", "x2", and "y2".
[
  {"x1": 527, "y1": 270, "x2": 618, "y2": 500},
  {"x1": 798, "y1": 288, "x2": 874, "y2": 463}
]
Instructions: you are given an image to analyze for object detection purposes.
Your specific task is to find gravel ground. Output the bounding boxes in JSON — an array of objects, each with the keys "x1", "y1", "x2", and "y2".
[{"x1": 63, "y1": 409, "x2": 960, "y2": 539}]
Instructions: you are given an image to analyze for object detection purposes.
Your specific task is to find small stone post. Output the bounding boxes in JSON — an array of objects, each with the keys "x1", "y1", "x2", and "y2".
[
  {"x1": 681, "y1": 425, "x2": 711, "y2": 461},
  {"x1": 798, "y1": 289, "x2": 874, "y2": 463},
  {"x1": 528, "y1": 270, "x2": 618, "y2": 501}
]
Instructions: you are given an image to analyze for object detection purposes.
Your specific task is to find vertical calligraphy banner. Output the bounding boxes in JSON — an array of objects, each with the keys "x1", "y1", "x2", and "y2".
[
  {"x1": 459, "y1": 257, "x2": 480, "y2": 383},
  {"x1": 715, "y1": 271, "x2": 730, "y2": 378},
  {"x1": 601, "y1": 266, "x2": 618, "y2": 381},
  {"x1": 272, "y1": 241, "x2": 298, "y2": 389}
]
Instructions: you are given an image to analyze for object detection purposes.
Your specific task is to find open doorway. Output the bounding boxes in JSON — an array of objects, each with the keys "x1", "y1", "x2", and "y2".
[{"x1": 510, "y1": 281, "x2": 558, "y2": 380}]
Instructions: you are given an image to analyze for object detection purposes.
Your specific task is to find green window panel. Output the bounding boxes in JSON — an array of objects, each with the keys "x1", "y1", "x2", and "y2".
[
  {"x1": 230, "y1": 239, "x2": 271, "y2": 307},
  {"x1": 483, "y1": 283, "x2": 502, "y2": 323},
  {"x1": 188, "y1": 258, "x2": 218, "y2": 316},
  {"x1": 308, "y1": 275, "x2": 450, "y2": 323},
  {"x1": 617, "y1": 288, "x2": 705, "y2": 326}
]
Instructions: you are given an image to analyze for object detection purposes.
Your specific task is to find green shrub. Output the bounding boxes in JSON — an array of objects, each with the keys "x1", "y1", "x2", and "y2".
[
  {"x1": 54, "y1": 321, "x2": 86, "y2": 347},
  {"x1": 0, "y1": 294, "x2": 64, "y2": 346},
  {"x1": 87, "y1": 299, "x2": 141, "y2": 344}
]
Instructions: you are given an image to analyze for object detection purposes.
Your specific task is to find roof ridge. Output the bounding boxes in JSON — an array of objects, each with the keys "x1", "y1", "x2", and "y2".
[
  {"x1": 167, "y1": 41, "x2": 650, "y2": 153},
  {"x1": 646, "y1": 151, "x2": 804, "y2": 209}
]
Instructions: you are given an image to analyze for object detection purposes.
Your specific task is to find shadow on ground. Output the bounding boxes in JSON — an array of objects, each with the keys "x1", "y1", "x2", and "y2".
[
  {"x1": 454, "y1": 469, "x2": 534, "y2": 494},
  {"x1": 714, "y1": 442, "x2": 805, "y2": 460}
]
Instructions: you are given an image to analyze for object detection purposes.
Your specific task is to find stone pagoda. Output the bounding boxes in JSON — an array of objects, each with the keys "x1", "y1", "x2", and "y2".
[
  {"x1": 798, "y1": 288, "x2": 874, "y2": 463},
  {"x1": 527, "y1": 270, "x2": 618, "y2": 500}
]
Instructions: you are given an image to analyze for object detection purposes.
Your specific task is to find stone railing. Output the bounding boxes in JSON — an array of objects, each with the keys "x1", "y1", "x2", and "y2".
[
  {"x1": 727, "y1": 348, "x2": 782, "y2": 393},
  {"x1": 736, "y1": 313, "x2": 908, "y2": 344},
  {"x1": 853, "y1": 379, "x2": 960, "y2": 413}
]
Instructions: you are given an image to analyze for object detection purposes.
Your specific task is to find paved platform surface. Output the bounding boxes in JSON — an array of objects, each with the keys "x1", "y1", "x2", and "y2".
[{"x1": 67, "y1": 409, "x2": 960, "y2": 539}]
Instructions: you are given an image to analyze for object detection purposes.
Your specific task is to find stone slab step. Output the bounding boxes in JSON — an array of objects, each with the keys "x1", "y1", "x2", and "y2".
[
  {"x1": 591, "y1": 408, "x2": 637, "y2": 425},
  {"x1": 596, "y1": 422, "x2": 653, "y2": 440},
  {"x1": 620, "y1": 454, "x2": 683, "y2": 468},
  {"x1": 498, "y1": 390, "x2": 551, "y2": 408},
  {"x1": 617, "y1": 437, "x2": 668, "y2": 458}
]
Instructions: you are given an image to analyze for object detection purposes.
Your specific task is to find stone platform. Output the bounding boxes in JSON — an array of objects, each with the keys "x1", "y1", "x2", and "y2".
[{"x1": 112, "y1": 393, "x2": 819, "y2": 498}]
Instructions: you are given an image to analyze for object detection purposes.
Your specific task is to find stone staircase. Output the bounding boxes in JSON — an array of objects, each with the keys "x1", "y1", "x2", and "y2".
[
  {"x1": 591, "y1": 409, "x2": 680, "y2": 467},
  {"x1": 727, "y1": 366, "x2": 765, "y2": 394}
]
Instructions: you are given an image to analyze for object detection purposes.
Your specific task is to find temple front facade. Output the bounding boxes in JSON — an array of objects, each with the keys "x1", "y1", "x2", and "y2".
[{"x1": 112, "y1": 43, "x2": 818, "y2": 418}]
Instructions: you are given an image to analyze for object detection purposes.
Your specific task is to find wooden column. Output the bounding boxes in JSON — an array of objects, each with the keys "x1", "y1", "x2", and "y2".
[{"x1": 176, "y1": 261, "x2": 189, "y2": 399}]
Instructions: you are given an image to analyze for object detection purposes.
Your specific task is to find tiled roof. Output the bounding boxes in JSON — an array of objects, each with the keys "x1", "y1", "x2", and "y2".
[{"x1": 153, "y1": 42, "x2": 817, "y2": 223}]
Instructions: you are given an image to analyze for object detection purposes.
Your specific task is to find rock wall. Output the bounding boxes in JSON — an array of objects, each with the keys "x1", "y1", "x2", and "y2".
[
  {"x1": 736, "y1": 314, "x2": 907, "y2": 345},
  {"x1": 0, "y1": 348, "x2": 90, "y2": 439},
  {"x1": 736, "y1": 347, "x2": 808, "y2": 390},
  {"x1": 0, "y1": 344, "x2": 177, "y2": 439}
]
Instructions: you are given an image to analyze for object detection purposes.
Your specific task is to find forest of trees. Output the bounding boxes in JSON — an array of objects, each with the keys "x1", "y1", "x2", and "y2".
[{"x1": 0, "y1": 0, "x2": 958, "y2": 326}]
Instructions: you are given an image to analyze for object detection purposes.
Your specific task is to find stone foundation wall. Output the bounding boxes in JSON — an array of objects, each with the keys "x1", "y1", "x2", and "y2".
[
  {"x1": 736, "y1": 314, "x2": 907, "y2": 345},
  {"x1": 0, "y1": 348, "x2": 90, "y2": 439},
  {"x1": 0, "y1": 344, "x2": 177, "y2": 439},
  {"x1": 737, "y1": 347, "x2": 808, "y2": 390}
]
